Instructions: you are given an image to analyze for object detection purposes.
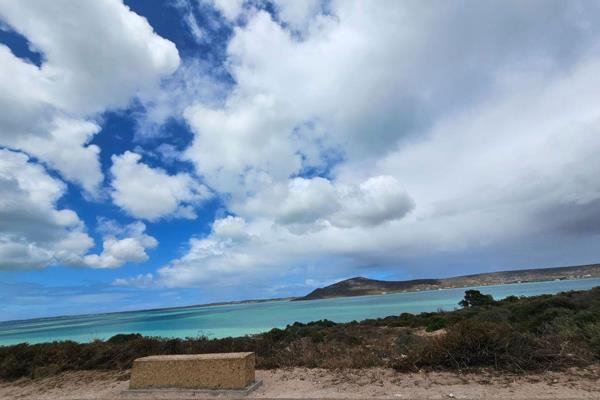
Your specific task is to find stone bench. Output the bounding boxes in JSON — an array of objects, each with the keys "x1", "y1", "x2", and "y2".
[{"x1": 129, "y1": 352, "x2": 256, "y2": 391}]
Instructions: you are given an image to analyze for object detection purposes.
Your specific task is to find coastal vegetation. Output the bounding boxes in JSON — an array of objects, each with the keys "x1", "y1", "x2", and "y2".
[{"x1": 1, "y1": 287, "x2": 599, "y2": 380}]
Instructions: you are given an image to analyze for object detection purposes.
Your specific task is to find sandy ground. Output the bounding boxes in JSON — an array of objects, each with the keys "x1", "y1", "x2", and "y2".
[{"x1": 0, "y1": 366, "x2": 599, "y2": 399}]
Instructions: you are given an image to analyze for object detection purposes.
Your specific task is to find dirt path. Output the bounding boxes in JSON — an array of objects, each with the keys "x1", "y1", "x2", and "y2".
[{"x1": 1, "y1": 367, "x2": 599, "y2": 399}]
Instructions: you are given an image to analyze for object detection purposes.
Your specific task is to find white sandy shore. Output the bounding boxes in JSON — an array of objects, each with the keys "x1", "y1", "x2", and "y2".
[{"x1": 1, "y1": 366, "x2": 599, "y2": 399}]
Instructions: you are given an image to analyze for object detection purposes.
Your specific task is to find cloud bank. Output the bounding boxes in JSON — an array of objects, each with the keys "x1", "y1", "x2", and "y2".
[
  {"x1": 152, "y1": 0, "x2": 600, "y2": 289},
  {"x1": 2, "y1": 0, "x2": 600, "y2": 301},
  {"x1": 0, "y1": 0, "x2": 179, "y2": 195},
  {"x1": 0, "y1": 149, "x2": 157, "y2": 270},
  {"x1": 0, "y1": 0, "x2": 175, "y2": 270}
]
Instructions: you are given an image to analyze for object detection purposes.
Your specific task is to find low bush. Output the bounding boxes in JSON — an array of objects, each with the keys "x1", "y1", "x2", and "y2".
[
  {"x1": 425, "y1": 317, "x2": 447, "y2": 332},
  {"x1": 459, "y1": 289, "x2": 496, "y2": 307}
]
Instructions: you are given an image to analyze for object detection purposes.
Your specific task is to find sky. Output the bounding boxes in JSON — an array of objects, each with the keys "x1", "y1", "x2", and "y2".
[{"x1": 1, "y1": 0, "x2": 600, "y2": 321}]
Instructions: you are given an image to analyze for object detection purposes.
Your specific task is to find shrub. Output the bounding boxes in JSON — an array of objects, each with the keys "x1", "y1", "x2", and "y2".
[
  {"x1": 425, "y1": 317, "x2": 447, "y2": 332},
  {"x1": 432, "y1": 320, "x2": 540, "y2": 369},
  {"x1": 107, "y1": 333, "x2": 143, "y2": 344},
  {"x1": 584, "y1": 323, "x2": 600, "y2": 357},
  {"x1": 459, "y1": 290, "x2": 495, "y2": 308}
]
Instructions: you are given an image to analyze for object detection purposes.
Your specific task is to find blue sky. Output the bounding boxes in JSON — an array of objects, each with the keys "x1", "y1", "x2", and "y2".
[{"x1": 1, "y1": 0, "x2": 600, "y2": 321}]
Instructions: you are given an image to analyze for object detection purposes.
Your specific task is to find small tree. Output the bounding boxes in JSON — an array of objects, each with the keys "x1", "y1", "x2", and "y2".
[{"x1": 459, "y1": 289, "x2": 495, "y2": 308}]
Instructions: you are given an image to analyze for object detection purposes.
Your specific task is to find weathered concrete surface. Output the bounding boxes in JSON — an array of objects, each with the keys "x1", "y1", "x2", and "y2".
[
  {"x1": 129, "y1": 353, "x2": 255, "y2": 390},
  {"x1": 121, "y1": 380, "x2": 262, "y2": 398}
]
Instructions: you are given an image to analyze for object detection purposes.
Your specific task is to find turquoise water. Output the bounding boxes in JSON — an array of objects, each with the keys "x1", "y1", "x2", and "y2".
[{"x1": 1, "y1": 278, "x2": 599, "y2": 346}]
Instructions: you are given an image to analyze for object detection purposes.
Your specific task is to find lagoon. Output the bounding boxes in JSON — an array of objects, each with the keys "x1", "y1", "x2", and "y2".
[{"x1": 1, "y1": 278, "x2": 599, "y2": 346}]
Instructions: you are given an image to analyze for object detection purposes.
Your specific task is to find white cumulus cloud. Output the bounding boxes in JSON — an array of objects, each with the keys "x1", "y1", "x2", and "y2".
[
  {"x1": 212, "y1": 216, "x2": 250, "y2": 242},
  {"x1": 110, "y1": 151, "x2": 211, "y2": 221},
  {"x1": 239, "y1": 176, "x2": 413, "y2": 230},
  {"x1": 0, "y1": 0, "x2": 180, "y2": 194},
  {"x1": 0, "y1": 149, "x2": 159, "y2": 270},
  {"x1": 83, "y1": 222, "x2": 157, "y2": 269},
  {"x1": 0, "y1": 148, "x2": 94, "y2": 270},
  {"x1": 207, "y1": 0, "x2": 245, "y2": 21},
  {"x1": 271, "y1": 0, "x2": 322, "y2": 31},
  {"x1": 154, "y1": 0, "x2": 600, "y2": 289}
]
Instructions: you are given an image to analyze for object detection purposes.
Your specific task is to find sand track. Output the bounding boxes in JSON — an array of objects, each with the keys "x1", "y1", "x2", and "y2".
[{"x1": 0, "y1": 366, "x2": 599, "y2": 399}]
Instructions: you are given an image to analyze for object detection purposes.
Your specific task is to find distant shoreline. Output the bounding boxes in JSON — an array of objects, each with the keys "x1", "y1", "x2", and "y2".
[
  {"x1": 295, "y1": 263, "x2": 600, "y2": 301},
  {"x1": 0, "y1": 275, "x2": 594, "y2": 326},
  {"x1": 1, "y1": 263, "x2": 599, "y2": 324},
  {"x1": 2, "y1": 286, "x2": 600, "y2": 383}
]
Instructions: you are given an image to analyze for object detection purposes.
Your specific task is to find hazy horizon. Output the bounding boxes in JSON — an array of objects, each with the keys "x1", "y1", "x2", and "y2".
[{"x1": 1, "y1": 276, "x2": 597, "y2": 330}]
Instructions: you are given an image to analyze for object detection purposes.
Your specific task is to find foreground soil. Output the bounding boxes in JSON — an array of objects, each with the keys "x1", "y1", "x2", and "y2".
[{"x1": 1, "y1": 366, "x2": 599, "y2": 400}]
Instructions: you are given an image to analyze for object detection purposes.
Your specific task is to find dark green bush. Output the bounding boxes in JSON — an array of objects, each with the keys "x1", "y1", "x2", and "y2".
[
  {"x1": 425, "y1": 317, "x2": 447, "y2": 332},
  {"x1": 459, "y1": 290, "x2": 495, "y2": 307},
  {"x1": 107, "y1": 333, "x2": 143, "y2": 344}
]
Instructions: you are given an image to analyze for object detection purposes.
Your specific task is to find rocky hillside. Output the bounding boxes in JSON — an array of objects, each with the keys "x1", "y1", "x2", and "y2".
[
  {"x1": 294, "y1": 263, "x2": 600, "y2": 301},
  {"x1": 296, "y1": 277, "x2": 441, "y2": 300}
]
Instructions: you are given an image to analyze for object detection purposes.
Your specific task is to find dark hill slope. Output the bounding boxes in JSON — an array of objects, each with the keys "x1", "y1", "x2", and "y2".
[
  {"x1": 294, "y1": 263, "x2": 600, "y2": 301},
  {"x1": 297, "y1": 277, "x2": 440, "y2": 300}
]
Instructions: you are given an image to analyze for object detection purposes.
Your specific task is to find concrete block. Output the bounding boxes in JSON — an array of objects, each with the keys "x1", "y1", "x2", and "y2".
[
  {"x1": 121, "y1": 380, "x2": 263, "y2": 398},
  {"x1": 129, "y1": 352, "x2": 255, "y2": 390}
]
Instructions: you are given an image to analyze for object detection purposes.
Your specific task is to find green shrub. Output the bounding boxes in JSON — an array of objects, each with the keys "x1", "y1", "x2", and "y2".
[
  {"x1": 107, "y1": 333, "x2": 143, "y2": 344},
  {"x1": 583, "y1": 322, "x2": 600, "y2": 357},
  {"x1": 459, "y1": 290, "x2": 495, "y2": 308},
  {"x1": 425, "y1": 317, "x2": 447, "y2": 332}
]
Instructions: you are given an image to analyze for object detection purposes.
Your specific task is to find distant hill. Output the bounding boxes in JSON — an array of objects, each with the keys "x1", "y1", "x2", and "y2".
[{"x1": 294, "y1": 263, "x2": 600, "y2": 301}]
